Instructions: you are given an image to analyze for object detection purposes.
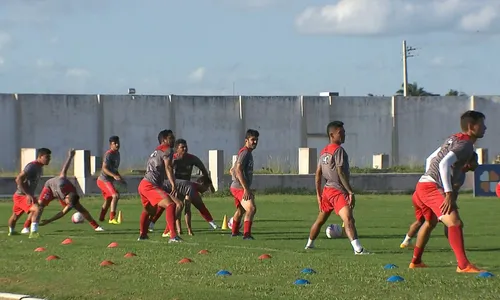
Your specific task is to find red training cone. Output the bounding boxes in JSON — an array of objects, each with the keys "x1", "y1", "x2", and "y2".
[
  {"x1": 34, "y1": 247, "x2": 46, "y2": 252},
  {"x1": 107, "y1": 242, "x2": 118, "y2": 248},
  {"x1": 124, "y1": 252, "x2": 137, "y2": 258},
  {"x1": 46, "y1": 255, "x2": 60, "y2": 261},
  {"x1": 258, "y1": 254, "x2": 272, "y2": 260},
  {"x1": 100, "y1": 260, "x2": 114, "y2": 266},
  {"x1": 178, "y1": 258, "x2": 193, "y2": 264},
  {"x1": 61, "y1": 238, "x2": 73, "y2": 245},
  {"x1": 198, "y1": 249, "x2": 209, "y2": 255}
]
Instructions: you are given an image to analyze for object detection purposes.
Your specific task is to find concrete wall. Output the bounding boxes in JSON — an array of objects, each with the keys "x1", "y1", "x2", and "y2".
[{"x1": 0, "y1": 93, "x2": 499, "y2": 172}]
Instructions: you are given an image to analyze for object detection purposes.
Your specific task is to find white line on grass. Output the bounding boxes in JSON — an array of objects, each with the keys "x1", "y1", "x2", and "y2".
[{"x1": 0, "y1": 292, "x2": 46, "y2": 300}]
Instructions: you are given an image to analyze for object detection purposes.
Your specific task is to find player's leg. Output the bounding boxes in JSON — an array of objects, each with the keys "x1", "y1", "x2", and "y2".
[
  {"x1": 138, "y1": 181, "x2": 156, "y2": 240},
  {"x1": 26, "y1": 203, "x2": 42, "y2": 238},
  {"x1": 97, "y1": 179, "x2": 112, "y2": 221},
  {"x1": 157, "y1": 193, "x2": 183, "y2": 243},
  {"x1": 21, "y1": 214, "x2": 32, "y2": 234},
  {"x1": 7, "y1": 212, "x2": 21, "y2": 236},
  {"x1": 238, "y1": 196, "x2": 256, "y2": 239},
  {"x1": 401, "y1": 192, "x2": 424, "y2": 248},
  {"x1": 9, "y1": 195, "x2": 29, "y2": 236},
  {"x1": 305, "y1": 210, "x2": 331, "y2": 249},
  {"x1": 229, "y1": 187, "x2": 246, "y2": 236},
  {"x1": 72, "y1": 201, "x2": 104, "y2": 232},
  {"x1": 108, "y1": 189, "x2": 120, "y2": 223},
  {"x1": 337, "y1": 205, "x2": 369, "y2": 255},
  {"x1": 190, "y1": 186, "x2": 218, "y2": 229},
  {"x1": 184, "y1": 199, "x2": 193, "y2": 236},
  {"x1": 409, "y1": 213, "x2": 437, "y2": 268},
  {"x1": 148, "y1": 206, "x2": 164, "y2": 232}
]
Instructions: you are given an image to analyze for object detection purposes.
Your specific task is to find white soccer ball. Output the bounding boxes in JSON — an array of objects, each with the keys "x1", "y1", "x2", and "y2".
[
  {"x1": 71, "y1": 212, "x2": 84, "y2": 224},
  {"x1": 227, "y1": 217, "x2": 242, "y2": 230},
  {"x1": 326, "y1": 224, "x2": 343, "y2": 239}
]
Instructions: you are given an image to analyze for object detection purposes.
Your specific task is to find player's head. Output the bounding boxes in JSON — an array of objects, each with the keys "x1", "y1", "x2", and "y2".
[
  {"x1": 158, "y1": 130, "x2": 175, "y2": 147},
  {"x1": 327, "y1": 121, "x2": 345, "y2": 144},
  {"x1": 174, "y1": 139, "x2": 188, "y2": 156},
  {"x1": 109, "y1": 136, "x2": 120, "y2": 151},
  {"x1": 244, "y1": 129, "x2": 259, "y2": 150},
  {"x1": 36, "y1": 148, "x2": 52, "y2": 165},
  {"x1": 460, "y1": 110, "x2": 486, "y2": 139},
  {"x1": 65, "y1": 192, "x2": 80, "y2": 206}
]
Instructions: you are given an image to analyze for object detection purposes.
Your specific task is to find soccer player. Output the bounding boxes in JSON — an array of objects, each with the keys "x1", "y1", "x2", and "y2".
[
  {"x1": 400, "y1": 153, "x2": 478, "y2": 248},
  {"x1": 304, "y1": 121, "x2": 370, "y2": 254},
  {"x1": 148, "y1": 138, "x2": 218, "y2": 232},
  {"x1": 8, "y1": 148, "x2": 52, "y2": 238},
  {"x1": 230, "y1": 129, "x2": 259, "y2": 239},
  {"x1": 97, "y1": 136, "x2": 123, "y2": 224},
  {"x1": 38, "y1": 149, "x2": 104, "y2": 231},
  {"x1": 137, "y1": 129, "x2": 183, "y2": 242},
  {"x1": 160, "y1": 178, "x2": 199, "y2": 236},
  {"x1": 409, "y1": 110, "x2": 486, "y2": 273}
]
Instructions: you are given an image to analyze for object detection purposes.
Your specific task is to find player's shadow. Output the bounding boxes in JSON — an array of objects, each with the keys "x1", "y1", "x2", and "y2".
[{"x1": 358, "y1": 234, "x2": 407, "y2": 239}]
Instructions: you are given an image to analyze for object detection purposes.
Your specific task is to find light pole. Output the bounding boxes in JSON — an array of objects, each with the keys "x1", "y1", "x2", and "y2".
[{"x1": 402, "y1": 40, "x2": 416, "y2": 97}]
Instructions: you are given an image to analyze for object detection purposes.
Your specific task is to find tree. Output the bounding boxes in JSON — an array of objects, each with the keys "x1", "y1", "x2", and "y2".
[
  {"x1": 396, "y1": 82, "x2": 439, "y2": 96},
  {"x1": 445, "y1": 89, "x2": 467, "y2": 96}
]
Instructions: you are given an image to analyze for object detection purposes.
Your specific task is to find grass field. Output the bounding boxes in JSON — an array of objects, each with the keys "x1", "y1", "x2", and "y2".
[{"x1": 1, "y1": 194, "x2": 499, "y2": 300}]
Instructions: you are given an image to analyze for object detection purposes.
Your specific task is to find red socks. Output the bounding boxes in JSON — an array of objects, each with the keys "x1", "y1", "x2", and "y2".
[
  {"x1": 411, "y1": 246, "x2": 424, "y2": 264},
  {"x1": 244, "y1": 221, "x2": 253, "y2": 236},
  {"x1": 140, "y1": 211, "x2": 149, "y2": 236},
  {"x1": 110, "y1": 211, "x2": 116, "y2": 220},
  {"x1": 448, "y1": 225, "x2": 470, "y2": 269},
  {"x1": 89, "y1": 220, "x2": 99, "y2": 229},
  {"x1": 24, "y1": 218, "x2": 32, "y2": 228},
  {"x1": 198, "y1": 204, "x2": 213, "y2": 222},
  {"x1": 152, "y1": 207, "x2": 165, "y2": 223},
  {"x1": 231, "y1": 219, "x2": 241, "y2": 235},
  {"x1": 165, "y1": 204, "x2": 177, "y2": 239}
]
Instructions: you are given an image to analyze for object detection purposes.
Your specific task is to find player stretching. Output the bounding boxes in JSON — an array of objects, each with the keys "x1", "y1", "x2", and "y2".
[
  {"x1": 38, "y1": 149, "x2": 104, "y2": 231},
  {"x1": 137, "y1": 129, "x2": 183, "y2": 242},
  {"x1": 97, "y1": 136, "x2": 123, "y2": 224},
  {"x1": 230, "y1": 129, "x2": 259, "y2": 239},
  {"x1": 8, "y1": 148, "x2": 51, "y2": 238},
  {"x1": 148, "y1": 138, "x2": 217, "y2": 232},
  {"x1": 409, "y1": 110, "x2": 486, "y2": 273},
  {"x1": 400, "y1": 153, "x2": 477, "y2": 248},
  {"x1": 305, "y1": 121, "x2": 369, "y2": 254}
]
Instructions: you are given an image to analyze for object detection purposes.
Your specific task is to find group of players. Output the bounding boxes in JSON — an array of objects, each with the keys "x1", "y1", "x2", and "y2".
[
  {"x1": 7, "y1": 128, "x2": 260, "y2": 243},
  {"x1": 7, "y1": 109, "x2": 488, "y2": 273}
]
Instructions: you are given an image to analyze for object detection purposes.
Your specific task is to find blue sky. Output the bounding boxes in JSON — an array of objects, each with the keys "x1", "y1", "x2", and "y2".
[{"x1": 0, "y1": 0, "x2": 499, "y2": 96}]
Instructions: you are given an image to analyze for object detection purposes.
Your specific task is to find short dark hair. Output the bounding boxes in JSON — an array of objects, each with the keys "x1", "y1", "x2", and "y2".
[
  {"x1": 460, "y1": 111, "x2": 485, "y2": 131},
  {"x1": 158, "y1": 130, "x2": 174, "y2": 144},
  {"x1": 109, "y1": 136, "x2": 119, "y2": 144},
  {"x1": 326, "y1": 121, "x2": 344, "y2": 135},
  {"x1": 36, "y1": 148, "x2": 51, "y2": 157},
  {"x1": 245, "y1": 129, "x2": 259, "y2": 139},
  {"x1": 174, "y1": 139, "x2": 187, "y2": 148}
]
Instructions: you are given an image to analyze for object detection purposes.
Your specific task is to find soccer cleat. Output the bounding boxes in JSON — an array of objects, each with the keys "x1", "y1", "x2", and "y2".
[
  {"x1": 400, "y1": 242, "x2": 414, "y2": 249},
  {"x1": 243, "y1": 235, "x2": 255, "y2": 240},
  {"x1": 94, "y1": 226, "x2": 105, "y2": 232},
  {"x1": 29, "y1": 232, "x2": 40, "y2": 239},
  {"x1": 21, "y1": 228, "x2": 30, "y2": 234},
  {"x1": 168, "y1": 236, "x2": 183, "y2": 243},
  {"x1": 108, "y1": 219, "x2": 120, "y2": 225},
  {"x1": 304, "y1": 245, "x2": 315, "y2": 250},
  {"x1": 210, "y1": 224, "x2": 218, "y2": 230},
  {"x1": 137, "y1": 234, "x2": 149, "y2": 241},
  {"x1": 354, "y1": 248, "x2": 371, "y2": 255},
  {"x1": 231, "y1": 232, "x2": 242, "y2": 237},
  {"x1": 456, "y1": 264, "x2": 486, "y2": 273},
  {"x1": 162, "y1": 232, "x2": 170, "y2": 238},
  {"x1": 409, "y1": 262, "x2": 428, "y2": 268}
]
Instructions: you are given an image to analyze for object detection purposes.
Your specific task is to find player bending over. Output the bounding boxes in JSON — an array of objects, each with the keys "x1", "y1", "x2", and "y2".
[
  {"x1": 148, "y1": 138, "x2": 217, "y2": 232},
  {"x1": 401, "y1": 152, "x2": 478, "y2": 248},
  {"x1": 8, "y1": 148, "x2": 52, "y2": 238},
  {"x1": 38, "y1": 149, "x2": 104, "y2": 231},
  {"x1": 409, "y1": 110, "x2": 486, "y2": 273},
  {"x1": 97, "y1": 135, "x2": 124, "y2": 224},
  {"x1": 230, "y1": 129, "x2": 259, "y2": 239},
  {"x1": 137, "y1": 129, "x2": 183, "y2": 242},
  {"x1": 305, "y1": 121, "x2": 370, "y2": 255},
  {"x1": 160, "y1": 179, "x2": 199, "y2": 236}
]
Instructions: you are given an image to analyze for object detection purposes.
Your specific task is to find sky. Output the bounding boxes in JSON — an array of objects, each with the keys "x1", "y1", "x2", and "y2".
[{"x1": 1, "y1": 0, "x2": 500, "y2": 96}]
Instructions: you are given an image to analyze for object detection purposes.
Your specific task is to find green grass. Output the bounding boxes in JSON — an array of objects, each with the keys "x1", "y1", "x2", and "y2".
[{"x1": 1, "y1": 194, "x2": 499, "y2": 300}]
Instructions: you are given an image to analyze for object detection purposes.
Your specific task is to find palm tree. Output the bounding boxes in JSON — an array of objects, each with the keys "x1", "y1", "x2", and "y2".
[
  {"x1": 396, "y1": 82, "x2": 438, "y2": 96},
  {"x1": 445, "y1": 89, "x2": 467, "y2": 96}
]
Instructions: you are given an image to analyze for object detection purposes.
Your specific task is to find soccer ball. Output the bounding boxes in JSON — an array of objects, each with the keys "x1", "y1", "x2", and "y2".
[
  {"x1": 227, "y1": 217, "x2": 242, "y2": 230},
  {"x1": 326, "y1": 224, "x2": 343, "y2": 239},
  {"x1": 71, "y1": 212, "x2": 84, "y2": 224}
]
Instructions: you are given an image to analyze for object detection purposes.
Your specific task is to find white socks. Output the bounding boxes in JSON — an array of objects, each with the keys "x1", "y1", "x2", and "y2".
[
  {"x1": 402, "y1": 234, "x2": 412, "y2": 245},
  {"x1": 209, "y1": 221, "x2": 217, "y2": 229},
  {"x1": 31, "y1": 222, "x2": 39, "y2": 233},
  {"x1": 351, "y1": 239, "x2": 363, "y2": 252},
  {"x1": 306, "y1": 238, "x2": 315, "y2": 247}
]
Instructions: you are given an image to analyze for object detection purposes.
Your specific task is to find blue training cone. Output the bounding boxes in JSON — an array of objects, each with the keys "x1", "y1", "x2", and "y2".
[
  {"x1": 476, "y1": 272, "x2": 495, "y2": 278},
  {"x1": 294, "y1": 279, "x2": 310, "y2": 285},
  {"x1": 387, "y1": 275, "x2": 404, "y2": 282},
  {"x1": 384, "y1": 264, "x2": 398, "y2": 270},
  {"x1": 301, "y1": 268, "x2": 317, "y2": 274},
  {"x1": 216, "y1": 270, "x2": 232, "y2": 276}
]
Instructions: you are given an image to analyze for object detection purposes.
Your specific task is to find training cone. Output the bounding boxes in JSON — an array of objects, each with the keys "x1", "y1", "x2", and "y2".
[
  {"x1": 387, "y1": 275, "x2": 404, "y2": 282},
  {"x1": 34, "y1": 247, "x2": 46, "y2": 252},
  {"x1": 117, "y1": 211, "x2": 123, "y2": 224},
  {"x1": 100, "y1": 260, "x2": 114, "y2": 266},
  {"x1": 258, "y1": 254, "x2": 272, "y2": 260},
  {"x1": 107, "y1": 242, "x2": 119, "y2": 248},
  {"x1": 221, "y1": 215, "x2": 228, "y2": 230},
  {"x1": 198, "y1": 249, "x2": 209, "y2": 255},
  {"x1": 124, "y1": 252, "x2": 137, "y2": 258},
  {"x1": 46, "y1": 255, "x2": 60, "y2": 261},
  {"x1": 61, "y1": 238, "x2": 73, "y2": 245},
  {"x1": 216, "y1": 270, "x2": 232, "y2": 276},
  {"x1": 178, "y1": 258, "x2": 193, "y2": 264},
  {"x1": 477, "y1": 272, "x2": 495, "y2": 278},
  {"x1": 294, "y1": 279, "x2": 310, "y2": 285},
  {"x1": 301, "y1": 268, "x2": 317, "y2": 274},
  {"x1": 384, "y1": 264, "x2": 398, "y2": 270}
]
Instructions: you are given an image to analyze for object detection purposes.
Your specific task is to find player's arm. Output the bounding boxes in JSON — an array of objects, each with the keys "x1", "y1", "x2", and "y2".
[
  {"x1": 59, "y1": 149, "x2": 76, "y2": 178},
  {"x1": 164, "y1": 150, "x2": 176, "y2": 192},
  {"x1": 425, "y1": 147, "x2": 441, "y2": 172},
  {"x1": 315, "y1": 161, "x2": 322, "y2": 200},
  {"x1": 40, "y1": 205, "x2": 72, "y2": 226},
  {"x1": 15, "y1": 167, "x2": 34, "y2": 198},
  {"x1": 193, "y1": 155, "x2": 214, "y2": 190},
  {"x1": 335, "y1": 149, "x2": 354, "y2": 194},
  {"x1": 101, "y1": 153, "x2": 121, "y2": 180},
  {"x1": 234, "y1": 152, "x2": 250, "y2": 191},
  {"x1": 439, "y1": 152, "x2": 458, "y2": 194}
]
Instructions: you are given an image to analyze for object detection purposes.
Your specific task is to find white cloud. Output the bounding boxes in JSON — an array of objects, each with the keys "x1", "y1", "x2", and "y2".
[
  {"x1": 188, "y1": 67, "x2": 206, "y2": 82},
  {"x1": 0, "y1": 32, "x2": 12, "y2": 50},
  {"x1": 0, "y1": 56, "x2": 4, "y2": 66},
  {"x1": 66, "y1": 68, "x2": 90, "y2": 78},
  {"x1": 295, "y1": 0, "x2": 500, "y2": 36}
]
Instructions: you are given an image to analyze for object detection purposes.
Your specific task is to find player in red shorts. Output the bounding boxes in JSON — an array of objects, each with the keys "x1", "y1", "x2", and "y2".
[
  {"x1": 400, "y1": 152, "x2": 478, "y2": 248},
  {"x1": 137, "y1": 129, "x2": 183, "y2": 242},
  {"x1": 148, "y1": 138, "x2": 217, "y2": 233},
  {"x1": 97, "y1": 136, "x2": 124, "y2": 225},
  {"x1": 305, "y1": 121, "x2": 369, "y2": 254},
  {"x1": 38, "y1": 149, "x2": 104, "y2": 231},
  {"x1": 8, "y1": 148, "x2": 51, "y2": 238},
  {"x1": 409, "y1": 110, "x2": 486, "y2": 273},
  {"x1": 229, "y1": 129, "x2": 259, "y2": 239}
]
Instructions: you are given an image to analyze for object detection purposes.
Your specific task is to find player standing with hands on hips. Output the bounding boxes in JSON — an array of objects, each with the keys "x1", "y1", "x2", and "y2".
[{"x1": 305, "y1": 121, "x2": 370, "y2": 255}]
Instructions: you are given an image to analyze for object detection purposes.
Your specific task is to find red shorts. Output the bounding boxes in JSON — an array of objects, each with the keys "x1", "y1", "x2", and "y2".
[
  {"x1": 414, "y1": 182, "x2": 449, "y2": 220},
  {"x1": 411, "y1": 191, "x2": 432, "y2": 221},
  {"x1": 39, "y1": 187, "x2": 66, "y2": 207},
  {"x1": 230, "y1": 187, "x2": 244, "y2": 207},
  {"x1": 320, "y1": 187, "x2": 349, "y2": 215},
  {"x1": 12, "y1": 194, "x2": 36, "y2": 216},
  {"x1": 138, "y1": 179, "x2": 170, "y2": 207},
  {"x1": 97, "y1": 179, "x2": 118, "y2": 200},
  {"x1": 496, "y1": 182, "x2": 500, "y2": 198}
]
